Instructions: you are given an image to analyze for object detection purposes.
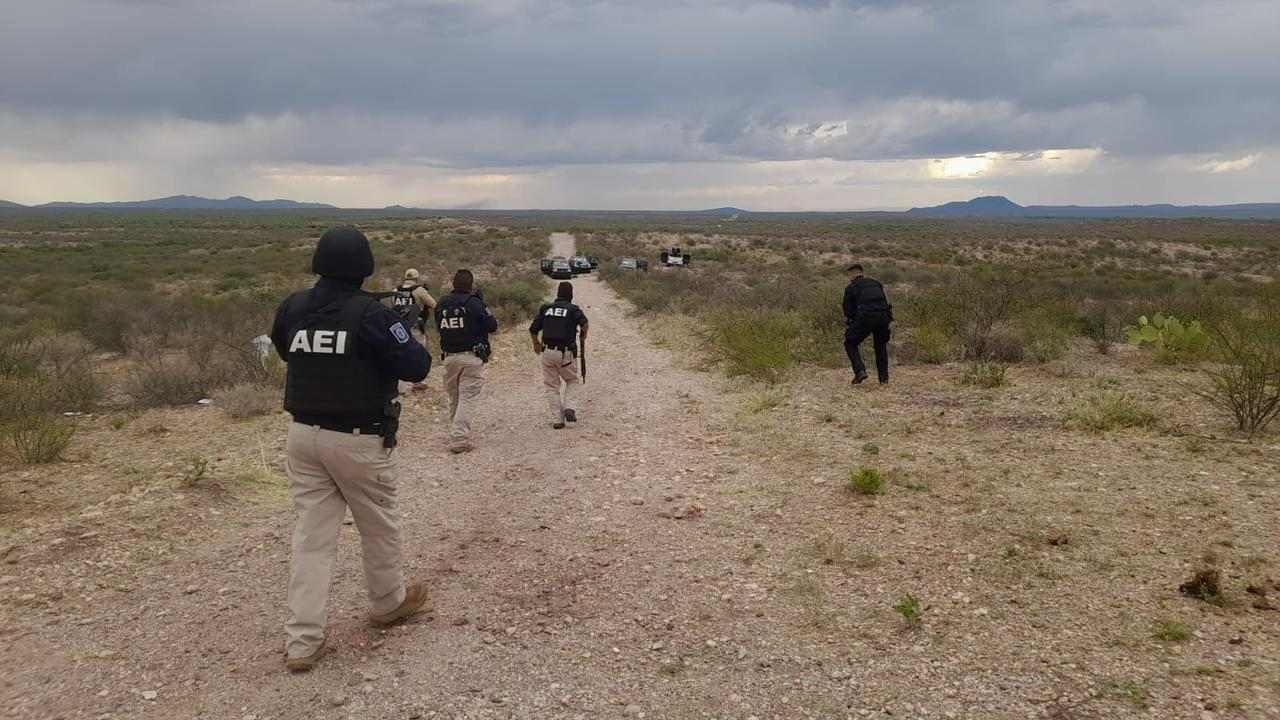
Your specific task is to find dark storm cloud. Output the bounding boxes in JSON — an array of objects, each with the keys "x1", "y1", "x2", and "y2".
[{"x1": 1, "y1": 0, "x2": 1277, "y2": 169}]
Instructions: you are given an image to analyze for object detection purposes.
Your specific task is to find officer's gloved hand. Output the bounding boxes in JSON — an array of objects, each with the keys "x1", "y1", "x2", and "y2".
[{"x1": 473, "y1": 287, "x2": 484, "y2": 300}]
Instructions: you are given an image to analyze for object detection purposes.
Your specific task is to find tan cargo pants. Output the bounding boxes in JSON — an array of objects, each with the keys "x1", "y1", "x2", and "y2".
[
  {"x1": 541, "y1": 348, "x2": 581, "y2": 423},
  {"x1": 284, "y1": 422, "x2": 406, "y2": 659},
  {"x1": 442, "y1": 352, "x2": 485, "y2": 448}
]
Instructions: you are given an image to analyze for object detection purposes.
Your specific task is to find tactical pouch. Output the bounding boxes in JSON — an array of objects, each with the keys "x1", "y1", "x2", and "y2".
[{"x1": 473, "y1": 342, "x2": 492, "y2": 363}]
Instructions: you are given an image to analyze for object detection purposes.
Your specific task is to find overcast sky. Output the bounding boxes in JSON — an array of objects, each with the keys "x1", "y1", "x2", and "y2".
[{"x1": 3, "y1": 0, "x2": 1277, "y2": 209}]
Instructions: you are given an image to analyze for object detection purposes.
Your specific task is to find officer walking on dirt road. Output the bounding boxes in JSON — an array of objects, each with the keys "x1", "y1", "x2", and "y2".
[
  {"x1": 270, "y1": 226, "x2": 432, "y2": 673},
  {"x1": 529, "y1": 281, "x2": 589, "y2": 429},
  {"x1": 435, "y1": 269, "x2": 498, "y2": 453},
  {"x1": 843, "y1": 263, "x2": 894, "y2": 385},
  {"x1": 392, "y1": 268, "x2": 437, "y2": 392},
  {"x1": 392, "y1": 268, "x2": 437, "y2": 337}
]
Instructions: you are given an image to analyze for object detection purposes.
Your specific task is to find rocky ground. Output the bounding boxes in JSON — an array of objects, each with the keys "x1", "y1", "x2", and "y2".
[{"x1": 1, "y1": 233, "x2": 1277, "y2": 720}]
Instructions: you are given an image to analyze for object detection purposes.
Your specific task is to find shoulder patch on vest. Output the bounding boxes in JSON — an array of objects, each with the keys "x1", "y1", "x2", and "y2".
[{"x1": 390, "y1": 322, "x2": 410, "y2": 344}]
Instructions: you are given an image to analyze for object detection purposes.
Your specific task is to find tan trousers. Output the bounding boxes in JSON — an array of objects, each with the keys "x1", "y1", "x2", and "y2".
[
  {"x1": 284, "y1": 423, "x2": 405, "y2": 659},
  {"x1": 442, "y1": 353, "x2": 485, "y2": 447},
  {"x1": 541, "y1": 348, "x2": 581, "y2": 423}
]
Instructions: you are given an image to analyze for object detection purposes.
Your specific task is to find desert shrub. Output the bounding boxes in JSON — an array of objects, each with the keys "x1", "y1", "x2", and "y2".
[
  {"x1": 57, "y1": 289, "x2": 151, "y2": 353},
  {"x1": 846, "y1": 467, "x2": 885, "y2": 496},
  {"x1": 1152, "y1": 620, "x2": 1192, "y2": 642},
  {"x1": 985, "y1": 327, "x2": 1026, "y2": 363},
  {"x1": 951, "y1": 269, "x2": 1029, "y2": 360},
  {"x1": 1179, "y1": 568, "x2": 1224, "y2": 605},
  {"x1": 960, "y1": 361, "x2": 1008, "y2": 388},
  {"x1": 1065, "y1": 392, "x2": 1157, "y2": 433},
  {"x1": 1197, "y1": 292, "x2": 1280, "y2": 436},
  {"x1": 1, "y1": 415, "x2": 76, "y2": 464},
  {"x1": 902, "y1": 268, "x2": 1027, "y2": 361},
  {"x1": 892, "y1": 593, "x2": 923, "y2": 628},
  {"x1": 214, "y1": 382, "x2": 280, "y2": 419},
  {"x1": 1080, "y1": 302, "x2": 1125, "y2": 355},
  {"x1": 484, "y1": 279, "x2": 545, "y2": 325},
  {"x1": 178, "y1": 456, "x2": 211, "y2": 487},
  {"x1": 1018, "y1": 306, "x2": 1072, "y2": 363},
  {"x1": 788, "y1": 281, "x2": 848, "y2": 367},
  {"x1": 0, "y1": 332, "x2": 39, "y2": 377},
  {"x1": 29, "y1": 334, "x2": 103, "y2": 411},
  {"x1": 125, "y1": 354, "x2": 220, "y2": 407},
  {"x1": 1126, "y1": 313, "x2": 1210, "y2": 364},
  {"x1": 0, "y1": 375, "x2": 60, "y2": 420},
  {"x1": 901, "y1": 324, "x2": 957, "y2": 364},
  {"x1": 707, "y1": 310, "x2": 798, "y2": 383}
]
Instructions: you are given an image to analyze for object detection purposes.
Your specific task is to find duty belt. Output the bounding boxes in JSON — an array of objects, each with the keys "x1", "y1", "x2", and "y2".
[
  {"x1": 545, "y1": 342, "x2": 577, "y2": 352},
  {"x1": 293, "y1": 414, "x2": 385, "y2": 436}
]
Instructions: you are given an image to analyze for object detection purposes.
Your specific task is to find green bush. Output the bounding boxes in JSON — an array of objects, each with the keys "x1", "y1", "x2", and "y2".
[
  {"x1": 1, "y1": 415, "x2": 76, "y2": 464},
  {"x1": 707, "y1": 311, "x2": 798, "y2": 383},
  {"x1": 1066, "y1": 392, "x2": 1157, "y2": 433},
  {"x1": 1019, "y1": 307, "x2": 1072, "y2": 363},
  {"x1": 1197, "y1": 291, "x2": 1280, "y2": 436},
  {"x1": 484, "y1": 279, "x2": 545, "y2": 325},
  {"x1": 960, "y1": 361, "x2": 1008, "y2": 388},
  {"x1": 892, "y1": 593, "x2": 923, "y2": 628},
  {"x1": 905, "y1": 325, "x2": 957, "y2": 364},
  {"x1": 846, "y1": 467, "x2": 885, "y2": 495},
  {"x1": 1126, "y1": 313, "x2": 1209, "y2": 364}
]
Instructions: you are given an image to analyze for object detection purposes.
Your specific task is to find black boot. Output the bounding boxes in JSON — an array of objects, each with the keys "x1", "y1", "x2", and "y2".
[
  {"x1": 852, "y1": 373, "x2": 869, "y2": 385},
  {"x1": 563, "y1": 409, "x2": 578, "y2": 423}
]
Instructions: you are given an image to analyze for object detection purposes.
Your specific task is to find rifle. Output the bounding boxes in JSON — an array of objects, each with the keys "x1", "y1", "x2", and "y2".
[{"x1": 579, "y1": 332, "x2": 587, "y2": 383}]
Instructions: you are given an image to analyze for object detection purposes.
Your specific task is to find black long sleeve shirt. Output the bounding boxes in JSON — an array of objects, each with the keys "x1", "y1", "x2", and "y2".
[{"x1": 842, "y1": 276, "x2": 891, "y2": 320}]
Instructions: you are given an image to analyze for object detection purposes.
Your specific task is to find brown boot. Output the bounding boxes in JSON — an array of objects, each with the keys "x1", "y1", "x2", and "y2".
[
  {"x1": 370, "y1": 582, "x2": 431, "y2": 627},
  {"x1": 284, "y1": 640, "x2": 326, "y2": 673}
]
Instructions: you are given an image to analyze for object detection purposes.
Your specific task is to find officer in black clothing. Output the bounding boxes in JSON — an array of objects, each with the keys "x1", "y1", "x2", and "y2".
[
  {"x1": 529, "y1": 281, "x2": 589, "y2": 429},
  {"x1": 434, "y1": 269, "x2": 499, "y2": 452},
  {"x1": 270, "y1": 226, "x2": 432, "y2": 672},
  {"x1": 842, "y1": 263, "x2": 893, "y2": 385}
]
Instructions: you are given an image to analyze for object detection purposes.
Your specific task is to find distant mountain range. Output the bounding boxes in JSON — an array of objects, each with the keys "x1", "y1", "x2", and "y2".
[
  {"x1": 1, "y1": 195, "x2": 336, "y2": 210},
  {"x1": 2, "y1": 194, "x2": 1278, "y2": 219},
  {"x1": 906, "y1": 195, "x2": 1280, "y2": 220}
]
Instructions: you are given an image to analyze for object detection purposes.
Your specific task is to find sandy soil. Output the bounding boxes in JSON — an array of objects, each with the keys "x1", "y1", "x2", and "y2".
[{"x1": 2, "y1": 233, "x2": 1277, "y2": 720}]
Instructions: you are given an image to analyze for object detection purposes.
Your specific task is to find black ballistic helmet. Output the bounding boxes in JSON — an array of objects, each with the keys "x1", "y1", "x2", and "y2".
[
  {"x1": 312, "y1": 226, "x2": 374, "y2": 279},
  {"x1": 557, "y1": 281, "x2": 573, "y2": 300}
]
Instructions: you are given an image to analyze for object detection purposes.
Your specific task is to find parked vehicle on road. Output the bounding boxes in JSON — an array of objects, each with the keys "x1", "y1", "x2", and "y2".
[
  {"x1": 660, "y1": 247, "x2": 691, "y2": 267},
  {"x1": 549, "y1": 258, "x2": 574, "y2": 279},
  {"x1": 571, "y1": 256, "x2": 593, "y2": 274},
  {"x1": 541, "y1": 256, "x2": 567, "y2": 276},
  {"x1": 618, "y1": 257, "x2": 650, "y2": 271}
]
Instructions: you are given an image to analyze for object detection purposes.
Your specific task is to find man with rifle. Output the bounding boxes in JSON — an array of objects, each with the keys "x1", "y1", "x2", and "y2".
[
  {"x1": 390, "y1": 268, "x2": 436, "y2": 391},
  {"x1": 529, "y1": 281, "x2": 589, "y2": 429},
  {"x1": 270, "y1": 226, "x2": 432, "y2": 672}
]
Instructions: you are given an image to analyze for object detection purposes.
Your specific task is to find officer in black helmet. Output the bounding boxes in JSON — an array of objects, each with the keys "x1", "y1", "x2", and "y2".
[
  {"x1": 269, "y1": 226, "x2": 432, "y2": 673},
  {"x1": 529, "y1": 281, "x2": 589, "y2": 429},
  {"x1": 843, "y1": 263, "x2": 894, "y2": 385}
]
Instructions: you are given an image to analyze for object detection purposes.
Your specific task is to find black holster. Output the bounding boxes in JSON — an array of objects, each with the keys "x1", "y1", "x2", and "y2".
[{"x1": 382, "y1": 399, "x2": 401, "y2": 449}]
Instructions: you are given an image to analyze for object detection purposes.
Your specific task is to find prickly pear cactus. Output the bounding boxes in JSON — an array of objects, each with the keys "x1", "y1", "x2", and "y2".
[{"x1": 1126, "y1": 313, "x2": 1208, "y2": 362}]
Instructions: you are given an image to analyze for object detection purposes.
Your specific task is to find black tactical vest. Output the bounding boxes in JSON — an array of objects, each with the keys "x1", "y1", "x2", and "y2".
[
  {"x1": 539, "y1": 300, "x2": 580, "y2": 344},
  {"x1": 391, "y1": 285, "x2": 420, "y2": 314},
  {"x1": 436, "y1": 293, "x2": 480, "y2": 353},
  {"x1": 283, "y1": 292, "x2": 390, "y2": 420}
]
